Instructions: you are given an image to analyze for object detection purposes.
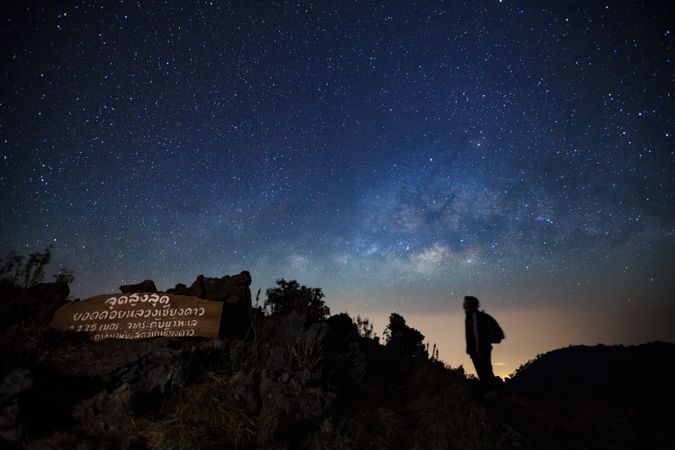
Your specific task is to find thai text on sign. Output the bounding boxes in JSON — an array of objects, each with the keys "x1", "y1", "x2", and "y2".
[{"x1": 50, "y1": 293, "x2": 223, "y2": 340}]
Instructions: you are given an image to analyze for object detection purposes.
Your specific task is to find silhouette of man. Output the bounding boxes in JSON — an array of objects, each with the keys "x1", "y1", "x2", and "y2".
[{"x1": 464, "y1": 295, "x2": 502, "y2": 391}]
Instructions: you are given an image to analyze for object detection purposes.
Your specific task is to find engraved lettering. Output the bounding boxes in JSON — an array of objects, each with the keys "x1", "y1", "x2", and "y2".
[{"x1": 129, "y1": 293, "x2": 139, "y2": 306}]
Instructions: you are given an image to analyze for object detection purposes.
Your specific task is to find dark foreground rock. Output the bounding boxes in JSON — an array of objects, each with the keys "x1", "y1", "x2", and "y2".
[
  {"x1": 0, "y1": 332, "x2": 228, "y2": 448},
  {"x1": 0, "y1": 275, "x2": 529, "y2": 449}
]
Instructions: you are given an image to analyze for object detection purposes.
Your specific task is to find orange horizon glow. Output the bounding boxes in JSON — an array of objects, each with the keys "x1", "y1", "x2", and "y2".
[{"x1": 342, "y1": 302, "x2": 675, "y2": 378}]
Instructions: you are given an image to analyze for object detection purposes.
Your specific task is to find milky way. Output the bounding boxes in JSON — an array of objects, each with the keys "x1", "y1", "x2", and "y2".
[{"x1": 1, "y1": 1, "x2": 673, "y2": 359}]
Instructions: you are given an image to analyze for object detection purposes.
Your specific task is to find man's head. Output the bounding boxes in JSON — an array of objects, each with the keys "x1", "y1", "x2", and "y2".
[{"x1": 463, "y1": 295, "x2": 479, "y2": 312}]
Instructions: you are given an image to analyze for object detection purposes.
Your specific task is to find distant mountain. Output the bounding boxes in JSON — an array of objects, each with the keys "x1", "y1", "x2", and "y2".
[
  {"x1": 509, "y1": 342, "x2": 675, "y2": 402},
  {"x1": 503, "y1": 342, "x2": 675, "y2": 450}
]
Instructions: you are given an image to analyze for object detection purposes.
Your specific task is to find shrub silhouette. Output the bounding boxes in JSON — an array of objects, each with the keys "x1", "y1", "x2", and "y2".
[
  {"x1": 384, "y1": 312, "x2": 428, "y2": 360},
  {"x1": 265, "y1": 279, "x2": 330, "y2": 322},
  {"x1": 355, "y1": 314, "x2": 376, "y2": 339},
  {"x1": 0, "y1": 247, "x2": 52, "y2": 288},
  {"x1": 0, "y1": 246, "x2": 74, "y2": 288}
]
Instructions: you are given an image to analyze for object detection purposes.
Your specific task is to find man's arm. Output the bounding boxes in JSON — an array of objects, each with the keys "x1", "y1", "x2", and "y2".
[{"x1": 472, "y1": 312, "x2": 480, "y2": 353}]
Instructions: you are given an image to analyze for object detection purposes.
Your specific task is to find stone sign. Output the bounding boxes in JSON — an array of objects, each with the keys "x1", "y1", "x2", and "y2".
[{"x1": 50, "y1": 292, "x2": 223, "y2": 340}]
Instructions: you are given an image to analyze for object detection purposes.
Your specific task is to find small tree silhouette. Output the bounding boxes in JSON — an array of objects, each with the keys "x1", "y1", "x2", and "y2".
[
  {"x1": 0, "y1": 246, "x2": 53, "y2": 288},
  {"x1": 0, "y1": 247, "x2": 74, "y2": 288},
  {"x1": 356, "y1": 315, "x2": 376, "y2": 339},
  {"x1": 265, "y1": 279, "x2": 330, "y2": 322},
  {"x1": 384, "y1": 313, "x2": 428, "y2": 359}
]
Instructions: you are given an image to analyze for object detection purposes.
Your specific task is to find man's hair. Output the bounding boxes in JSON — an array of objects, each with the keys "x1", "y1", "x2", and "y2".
[{"x1": 464, "y1": 296, "x2": 479, "y2": 309}]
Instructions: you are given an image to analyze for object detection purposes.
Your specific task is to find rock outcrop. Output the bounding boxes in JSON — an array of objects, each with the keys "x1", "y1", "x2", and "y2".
[
  {"x1": 119, "y1": 280, "x2": 158, "y2": 293},
  {"x1": 166, "y1": 271, "x2": 253, "y2": 337},
  {"x1": 166, "y1": 271, "x2": 252, "y2": 303}
]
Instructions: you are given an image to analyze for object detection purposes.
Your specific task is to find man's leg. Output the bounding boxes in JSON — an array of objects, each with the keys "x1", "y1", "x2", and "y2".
[{"x1": 470, "y1": 351, "x2": 495, "y2": 389}]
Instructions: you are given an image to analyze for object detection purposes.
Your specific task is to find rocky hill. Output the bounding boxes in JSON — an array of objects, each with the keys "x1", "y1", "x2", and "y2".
[{"x1": 0, "y1": 273, "x2": 673, "y2": 449}]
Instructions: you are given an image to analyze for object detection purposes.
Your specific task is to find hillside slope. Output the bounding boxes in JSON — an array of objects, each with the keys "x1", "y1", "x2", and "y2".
[{"x1": 1, "y1": 275, "x2": 673, "y2": 449}]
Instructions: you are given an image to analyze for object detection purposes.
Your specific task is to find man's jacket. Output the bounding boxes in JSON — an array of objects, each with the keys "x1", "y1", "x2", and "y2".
[{"x1": 465, "y1": 310, "x2": 499, "y2": 354}]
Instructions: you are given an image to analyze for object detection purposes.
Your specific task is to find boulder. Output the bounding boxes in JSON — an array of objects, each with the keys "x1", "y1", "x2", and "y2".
[
  {"x1": 167, "y1": 283, "x2": 191, "y2": 296},
  {"x1": 167, "y1": 271, "x2": 253, "y2": 338},
  {"x1": 189, "y1": 271, "x2": 252, "y2": 304},
  {"x1": 119, "y1": 280, "x2": 157, "y2": 293},
  {"x1": 166, "y1": 271, "x2": 252, "y2": 305},
  {"x1": 72, "y1": 383, "x2": 135, "y2": 435}
]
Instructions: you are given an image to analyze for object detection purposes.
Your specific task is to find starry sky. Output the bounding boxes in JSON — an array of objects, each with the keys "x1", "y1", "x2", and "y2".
[{"x1": 1, "y1": 1, "x2": 673, "y2": 376}]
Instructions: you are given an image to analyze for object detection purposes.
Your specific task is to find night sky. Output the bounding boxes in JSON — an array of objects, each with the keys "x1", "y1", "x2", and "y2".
[{"x1": 2, "y1": 1, "x2": 673, "y2": 376}]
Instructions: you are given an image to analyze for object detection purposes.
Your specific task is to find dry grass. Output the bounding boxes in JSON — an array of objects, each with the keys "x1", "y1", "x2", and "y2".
[
  {"x1": 288, "y1": 335, "x2": 323, "y2": 372},
  {"x1": 139, "y1": 371, "x2": 256, "y2": 450}
]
